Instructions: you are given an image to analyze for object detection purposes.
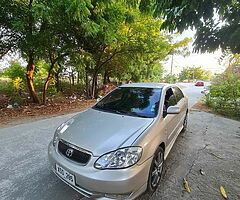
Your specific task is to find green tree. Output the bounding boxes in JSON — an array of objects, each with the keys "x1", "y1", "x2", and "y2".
[
  {"x1": 178, "y1": 67, "x2": 212, "y2": 82},
  {"x1": 136, "y1": 0, "x2": 240, "y2": 54},
  {"x1": 85, "y1": 13, "x2": 190, "y2": 94},
  {"x1": 39, "y1": 0, "x2": 99, "y2": 103},
  {"x1": 0, "y1": 0, "x2": 192, "y2": 102},
  {"x1": 0, "y1": 0, "x2": 98, "y2": 103},
  {"x1": 0, "y1": 0, "x2": 50, "y2": 103},
  {"x1": 163, "y1": 74, "x2": 178, "y2": 83},
  {"x1": 3, "y1": 61, "x2": 26, "y2": 81}
]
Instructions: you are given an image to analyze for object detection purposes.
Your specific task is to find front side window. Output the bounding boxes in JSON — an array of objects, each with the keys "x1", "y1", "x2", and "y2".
[
  {"x1": 164, "y1": 88, "x2": 177, "y2": 108},
  {"x1": 93, "y1": 87, "x2": 162, "y2": 118},
  {"x1": 173, "y1": 87, "x2": 184, "y2": 103},
  {"x1": 163, "y1": 88, "x2": 177, "y2": 117}
]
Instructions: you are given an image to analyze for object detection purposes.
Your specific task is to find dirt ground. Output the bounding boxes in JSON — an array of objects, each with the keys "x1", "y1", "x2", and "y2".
[
  {"x1": 192, "y1": 101, "x2": 212, "y2": 113},
  {"x1": 0, "y1": 98, "x2": 96, "y2": 127}
]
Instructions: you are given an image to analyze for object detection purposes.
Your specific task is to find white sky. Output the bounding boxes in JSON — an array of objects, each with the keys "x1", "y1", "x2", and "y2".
[
  {"x1": 0, "y1": 52, "x2": 26, "y2": 71},
  {"x1": 162, "y1": 29, "x2": 226, "y2": 75}
]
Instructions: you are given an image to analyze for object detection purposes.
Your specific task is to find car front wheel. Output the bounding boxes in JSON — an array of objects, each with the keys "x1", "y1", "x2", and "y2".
[{"x1": 147, "y1": 146, "x2": 164, "y2": 194}]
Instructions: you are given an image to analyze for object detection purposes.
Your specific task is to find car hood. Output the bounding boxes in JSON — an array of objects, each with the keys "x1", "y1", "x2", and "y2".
[{"x1": 60, "y1": 108, "x2": 154, "y2": 156}]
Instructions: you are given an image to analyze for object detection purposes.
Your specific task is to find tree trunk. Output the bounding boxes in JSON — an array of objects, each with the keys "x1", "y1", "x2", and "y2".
[
  {"x1": 26, "y1": 54, "x2": 39, "y2": 103},
  {"x1": 42, "y1": 62, "x2": 55, "y2": 104},
  {"x1": 77, "y1": 71, "x2": 80, "y2": 84},
  {"x1": 103, "y1": 70, "x2": 109, "y2": 84},
  {"x1": 91, "y1": 72, "x2": 98, "y2": 99},
  {"x1": 55, "y1": 70, "x2": 60, "y2": 93},
  {"x1": 42, "y1": 73, "x2": 52, "y2": 104},
  {"x1": 71, "y1": 72, "x2": 75, "y2": 86},
  {"x1": 85, "y1": 69, "x2": 89, "y2": 98}
]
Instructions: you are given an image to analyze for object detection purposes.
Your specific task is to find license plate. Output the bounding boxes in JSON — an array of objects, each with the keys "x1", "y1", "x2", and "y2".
[{"x1": 56, "y1": 164, "x2": 75, "y2": 186}]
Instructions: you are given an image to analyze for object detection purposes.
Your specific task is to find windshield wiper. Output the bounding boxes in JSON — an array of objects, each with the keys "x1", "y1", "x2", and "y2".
[
  {"x1": 116, "y1": 110, "x2": 150, "y2": 118},
  {"x1": 130, "y1": 113, "x2": 150, "y2": 118},
  {"x1": 94, "y1": 106, "x2": 122, "y2": 114},
  {"x1": 94, "y1": 106, "x2": 151, "y2": 118}
]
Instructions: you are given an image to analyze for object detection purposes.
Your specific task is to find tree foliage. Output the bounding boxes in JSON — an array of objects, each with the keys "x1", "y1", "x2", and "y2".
[
  {"x1": 137, "y1": 0, "x2": 240, "y2": 54},
  {"x1": 0, "y1": 0, "x2": 191, "y2": 103},
  {"x1": 178, "y1": 67, "x2": 212, "y2": 81},
  {"x1": 206, "y1": 72, "x2": 240, "y2": 119},
  {"x1": 3, "y1": 61, "x2": 26, "y2": 81}
]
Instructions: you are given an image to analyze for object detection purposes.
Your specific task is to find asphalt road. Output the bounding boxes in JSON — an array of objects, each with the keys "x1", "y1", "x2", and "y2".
[
  {"x1": 1, "y1": 83, "x2": 239, "y2": 200},
  {"x1": 177, "y1": 82, "x2": 206, "y2": 107}
]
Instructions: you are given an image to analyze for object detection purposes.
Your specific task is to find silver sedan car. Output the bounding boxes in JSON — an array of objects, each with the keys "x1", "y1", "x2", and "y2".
[{"x1": 48, "y1": 83, "x2": 188, "y2": 199}]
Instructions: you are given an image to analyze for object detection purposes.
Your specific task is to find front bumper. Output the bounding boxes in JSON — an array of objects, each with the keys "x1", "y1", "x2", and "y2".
[{"x1": 48, "y1": 141, "x2": 152, "y2": 199}]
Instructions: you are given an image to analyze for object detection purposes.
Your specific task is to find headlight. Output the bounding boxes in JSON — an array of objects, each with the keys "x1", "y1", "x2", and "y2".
[
  {"x1": 53, "y1": 118, "x2": 74, "y2": 146},
  {"x1": 94, "y1": 147, "x2": 142, "y2": 169}
]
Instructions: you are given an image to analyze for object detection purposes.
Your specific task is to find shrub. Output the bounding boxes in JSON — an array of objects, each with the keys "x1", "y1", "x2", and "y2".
[
  {"x1": 13, "y1": 77, "x2": 24, "y2": 93},
  {"x1": 0, "y1": 78, "x2": 14, "y2": 95},
  {"x1": 206, "y1": 72, "x2": 240, "y2": 119},
  {"x1": 3, "y1": 61, "x2": 26, "y2": 81}
]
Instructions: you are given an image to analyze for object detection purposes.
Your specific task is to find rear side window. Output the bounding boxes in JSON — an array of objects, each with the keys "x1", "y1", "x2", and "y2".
[{"x1": 173, "y1": 87, "x2": 184, "y2": 103}]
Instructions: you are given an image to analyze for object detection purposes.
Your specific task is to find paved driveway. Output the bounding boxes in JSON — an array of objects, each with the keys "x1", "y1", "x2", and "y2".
[
  {"x1": 139, "y1": 111, "x2": 240, "y2": 200},
  {"x1": 0, "y1": 113, "x2": 82, "y2": 200}
]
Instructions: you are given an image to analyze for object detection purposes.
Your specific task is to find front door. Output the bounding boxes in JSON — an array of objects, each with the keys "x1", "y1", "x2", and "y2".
[{"x1": 162, "y1": 88, "x2": 179, "y2": 147}]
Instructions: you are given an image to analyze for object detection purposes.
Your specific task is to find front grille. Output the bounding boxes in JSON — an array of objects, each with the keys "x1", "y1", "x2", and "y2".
[{"x1": 58, "y1": 140, "x2": 91, "y2": 164}]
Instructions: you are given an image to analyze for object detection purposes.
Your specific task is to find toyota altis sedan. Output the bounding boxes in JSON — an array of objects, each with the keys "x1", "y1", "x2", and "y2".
[{"x1": 48, "y1": 83, "x2": 188, "y2": 199}]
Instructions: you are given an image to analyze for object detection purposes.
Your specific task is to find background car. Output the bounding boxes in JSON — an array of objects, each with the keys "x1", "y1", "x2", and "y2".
[
  {"x1": 48, "y1": 83, "x2": 188, "y2": 199},
  {"x1": 195, "y1": 81, "x2": 204, "y2": 86}
]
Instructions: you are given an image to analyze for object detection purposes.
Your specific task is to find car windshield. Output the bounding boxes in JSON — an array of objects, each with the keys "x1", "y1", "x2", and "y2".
[{"x1": 93, "y1": 87, "x2": 162, "y2": 118}]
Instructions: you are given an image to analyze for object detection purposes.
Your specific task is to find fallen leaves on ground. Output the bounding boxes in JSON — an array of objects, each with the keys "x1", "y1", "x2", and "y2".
[
  {"x1": 183, "y1": 178, "x2": 191, "y2": 193},
  {"x1": 0, "y1": 98, "x2": 96, "y2": 127},
  {"x1": 199, "y1": 169, "x2": 205, "y2": 175},
  {"x1": 220, "y1": 186, "x2": 228, "y2": 199},
  {"x1": 191, "y1": 101, "x2": 212, "y2": 113}
]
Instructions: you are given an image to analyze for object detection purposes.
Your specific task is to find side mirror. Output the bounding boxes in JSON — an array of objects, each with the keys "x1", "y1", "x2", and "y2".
[{"x1": 167, "y1": 106, "x2": 180, "y2": 114}]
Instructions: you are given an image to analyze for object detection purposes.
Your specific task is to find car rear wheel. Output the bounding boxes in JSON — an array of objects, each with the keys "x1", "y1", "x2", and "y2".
[
  {"x1": 147, "y1": 146, "x2": 164, "y2": 194},
  {"x1": 182, "y1": 112, "x2": 188, "y2": 132}
]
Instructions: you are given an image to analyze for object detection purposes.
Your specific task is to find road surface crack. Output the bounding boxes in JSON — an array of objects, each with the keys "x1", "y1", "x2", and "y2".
[{"x1": 186, "y1": 144, "x2": 208, "y2": 177}]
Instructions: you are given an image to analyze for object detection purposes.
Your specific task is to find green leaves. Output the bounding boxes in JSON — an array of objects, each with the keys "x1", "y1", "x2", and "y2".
[
  {"x1": 65, "y1": 0, "x2": 92, "y2": 21},
  {"x1": 178, "y1": 67, "x2": 212, "y2": 82},
  {"x1": 3, "y1": 61, "x2": 26, "y2": 81},
  {"x1": 1, "y1": 0, "x2": 194, "y2": 100},
  {"x1": 207, "y1": 66, "x2": 240, "y2": 119},
  {"x1": 128, "y1": 0, "x2": 240, "y2": 54}
]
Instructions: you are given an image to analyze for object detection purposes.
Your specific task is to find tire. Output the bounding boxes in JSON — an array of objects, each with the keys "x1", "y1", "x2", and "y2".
[
  {"x1": 182, "y1": 112, "x2": 188, "y2": 132},
  {"x1": 147, "y1": 146, "x2": 164, "y2": 194}
]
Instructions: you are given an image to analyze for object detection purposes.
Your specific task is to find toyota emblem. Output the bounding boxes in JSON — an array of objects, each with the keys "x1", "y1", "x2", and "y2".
[{"x1": 65, "y1": 148, "x2": 74, "y2": 157}]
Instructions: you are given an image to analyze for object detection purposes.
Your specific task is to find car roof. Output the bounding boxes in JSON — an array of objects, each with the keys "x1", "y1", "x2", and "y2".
[{"x1": 119, "y1": 82, "x2": 169, "y2": 89}]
